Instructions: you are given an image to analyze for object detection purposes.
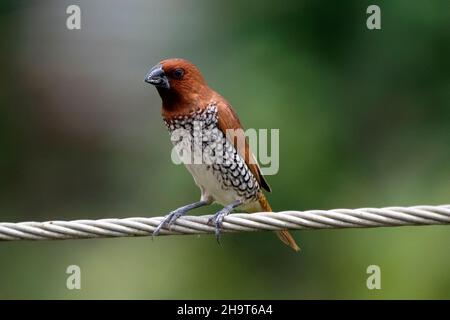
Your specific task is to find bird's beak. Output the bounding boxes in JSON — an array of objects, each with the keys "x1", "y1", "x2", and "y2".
[{"x1": 144, "y1": 64, "x2": 170, "y2": 89}]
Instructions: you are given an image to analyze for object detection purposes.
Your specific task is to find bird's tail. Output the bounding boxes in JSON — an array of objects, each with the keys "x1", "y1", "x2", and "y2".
[{"x1": 256, "y1": 192, "x2": 300, "y2": 252}]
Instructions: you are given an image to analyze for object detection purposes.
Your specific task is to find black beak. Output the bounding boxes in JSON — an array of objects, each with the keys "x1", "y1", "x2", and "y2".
[{"x1": 144, "y1": 64, "x2": 170, "y2": 89}]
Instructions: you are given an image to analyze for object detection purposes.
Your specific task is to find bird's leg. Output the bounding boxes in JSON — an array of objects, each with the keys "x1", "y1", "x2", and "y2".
[
  {"x1": 208, "y1": 200, "x2": 242, "y2": 244},
  {"x1": 153, "y1": 200, "x2": 211, "y2": 236}
]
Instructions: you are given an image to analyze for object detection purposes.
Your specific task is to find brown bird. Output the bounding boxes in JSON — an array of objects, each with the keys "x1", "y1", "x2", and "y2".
[{"x1": 144, "y1": 58, "x2": 300, "y2": 251}]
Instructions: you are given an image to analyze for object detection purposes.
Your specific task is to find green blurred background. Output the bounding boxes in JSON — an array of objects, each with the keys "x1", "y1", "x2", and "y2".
[{"x1": 0, "y1": 0, "x2": 449, "y2": 299}]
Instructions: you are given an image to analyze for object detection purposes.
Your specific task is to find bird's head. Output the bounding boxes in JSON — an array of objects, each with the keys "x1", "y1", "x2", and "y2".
[{"x1": 144, "y1": 58, "x2": 209, "y2": 110}]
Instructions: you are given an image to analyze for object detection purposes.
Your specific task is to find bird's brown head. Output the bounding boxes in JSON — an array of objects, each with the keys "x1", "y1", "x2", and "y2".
[{"x1": 144, "y1": 58, "x2": 210, "y2": 112}]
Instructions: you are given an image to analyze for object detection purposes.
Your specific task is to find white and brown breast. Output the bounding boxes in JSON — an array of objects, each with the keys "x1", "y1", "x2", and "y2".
[{"x1": 163, "y1": 104, "x2": 260, "y2": 207}]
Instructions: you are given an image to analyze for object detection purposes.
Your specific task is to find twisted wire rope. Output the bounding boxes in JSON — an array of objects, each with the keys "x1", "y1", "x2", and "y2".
[{"x1": 0, "y1": 204, "x2": 449, "y2": 241}]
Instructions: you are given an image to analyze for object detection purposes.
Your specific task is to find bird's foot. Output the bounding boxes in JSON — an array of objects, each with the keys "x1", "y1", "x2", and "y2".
[
  {"x1": 153, "y1": 208, "x2": 187, "y2": 236},
  {"x1": 152, "y1": 200, "x2": 211, "y2": 237},
  {"x1": 208, "y1": 200, "x2": 242, "y2": 244}
]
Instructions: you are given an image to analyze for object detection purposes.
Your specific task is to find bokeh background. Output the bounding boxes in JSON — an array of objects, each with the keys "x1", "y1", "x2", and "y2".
[{"x1": 0, "y1": 0, "x2": 449, "y2": 299}]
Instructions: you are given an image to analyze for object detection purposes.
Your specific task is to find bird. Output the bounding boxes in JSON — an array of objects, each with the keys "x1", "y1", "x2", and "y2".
[{"x1": 144, "y1": 58, "x2": 300, "y2": 251}]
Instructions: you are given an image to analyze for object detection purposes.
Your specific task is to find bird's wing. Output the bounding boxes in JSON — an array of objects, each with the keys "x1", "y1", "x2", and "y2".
[{"x1": 216, "y1": 101, "x2": 271, "y2": 192}]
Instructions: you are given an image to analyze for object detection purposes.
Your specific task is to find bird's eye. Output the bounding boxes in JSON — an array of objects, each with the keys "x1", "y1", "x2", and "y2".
[{"x1": 172, "y1": 68, "x2": 184, "y2": 79}]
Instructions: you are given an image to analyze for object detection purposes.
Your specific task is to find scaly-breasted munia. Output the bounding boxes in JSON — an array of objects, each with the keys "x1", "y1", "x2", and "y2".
[{"x1": 144, "y1": 58, "x2": 299, "y2": 251}]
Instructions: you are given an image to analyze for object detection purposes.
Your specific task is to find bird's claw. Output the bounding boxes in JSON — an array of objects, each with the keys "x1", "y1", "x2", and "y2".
[
  {"x1": 153, "y1": 209, "x2": 185, "y2": 237},
  {"x1": 208, "y1": 208, "x2": 230, "y2": 245},
  {"x1": 207, "y1": 200, "x2": 241, "y2": 245}
]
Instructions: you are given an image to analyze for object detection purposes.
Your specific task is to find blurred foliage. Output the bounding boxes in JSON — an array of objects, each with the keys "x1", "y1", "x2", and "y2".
[{"x1": 0, "y1": 0, "x2": 449, "y2": 299}]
